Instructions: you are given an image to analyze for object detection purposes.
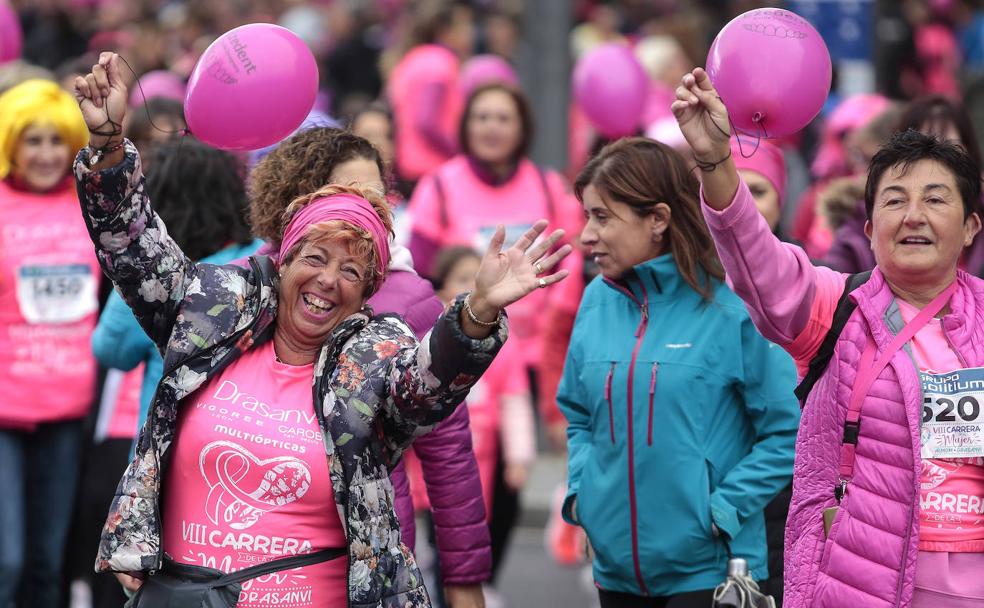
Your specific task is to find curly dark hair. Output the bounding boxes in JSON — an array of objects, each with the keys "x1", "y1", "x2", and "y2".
[
  {"x1": 248, "y1": 127, "x2": 385, "y2": 247},
  {"x1": 145, "y1": 137, "x2": 253, "y2": 261}
]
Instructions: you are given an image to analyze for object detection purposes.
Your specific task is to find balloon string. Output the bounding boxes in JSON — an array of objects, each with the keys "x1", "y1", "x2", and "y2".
[
  {"x1": 117, "y1": 55, "x2": 190, "y2": 139},
  {"x1": 734, "y1": 115, "x2": 769, "y2": 159}
]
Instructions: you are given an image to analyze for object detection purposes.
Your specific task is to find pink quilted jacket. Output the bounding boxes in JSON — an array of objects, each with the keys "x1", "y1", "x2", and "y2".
[{"x1": 703, "y1": 180, "x2": 984, "y2": 607}]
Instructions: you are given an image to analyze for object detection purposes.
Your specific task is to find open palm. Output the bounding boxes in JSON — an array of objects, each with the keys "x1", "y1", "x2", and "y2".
[{"x1": 473, "y1": 220, "x2": 571, "y2": 310}]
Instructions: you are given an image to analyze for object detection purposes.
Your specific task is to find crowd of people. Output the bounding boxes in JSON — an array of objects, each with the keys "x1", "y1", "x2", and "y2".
[{"x1": 5, "y1": 1, "x2": 984, "y2": 608}]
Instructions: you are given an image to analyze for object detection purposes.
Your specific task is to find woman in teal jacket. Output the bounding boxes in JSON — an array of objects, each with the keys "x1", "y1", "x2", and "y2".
[
  {"x1": 91, "y1": 138, "x2": 262, "y2": 438},
  {"x1": 559, "y1": 137, "x2": 800, "y2": 607}
]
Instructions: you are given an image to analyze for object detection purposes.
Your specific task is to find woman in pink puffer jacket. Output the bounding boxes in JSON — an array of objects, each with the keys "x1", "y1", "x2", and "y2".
[{"x1": 673, "y1": 67, "x2": 984, "y2": 607}]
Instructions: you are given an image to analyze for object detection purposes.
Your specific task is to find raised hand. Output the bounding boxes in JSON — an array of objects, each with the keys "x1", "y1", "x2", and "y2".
[
  {"x1": 74, "y1": 52, "x2": 128, "y2": 149},
  {"x1": 670, "y1": 67, "x2": 731, "y2": 162},
  {"x1": 465, "y1": 220, "x2": 571, "y2": 330}
]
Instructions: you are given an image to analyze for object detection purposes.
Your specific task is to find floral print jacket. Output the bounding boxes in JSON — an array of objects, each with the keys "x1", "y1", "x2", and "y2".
[{"x1": 74, "y1": 141, "x2": 507, "y2": 608}]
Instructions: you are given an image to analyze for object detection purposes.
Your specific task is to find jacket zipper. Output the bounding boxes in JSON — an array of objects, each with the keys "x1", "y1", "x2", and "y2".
[
  {"x1": 603, "y1": 276, "x2": 651, "y2": 595},
  {"x1": 605, "y1": 362, "x2": 616, "y2": 445},
  {"x1": 313, "y1": 347, "x2": 355, "y2": 608},
  {"x1": 647, "y1": 363, "x2": 658, "y2": 446},
  {"x1": 149, "y1": 257, "x2": 270, "y2": 574}
]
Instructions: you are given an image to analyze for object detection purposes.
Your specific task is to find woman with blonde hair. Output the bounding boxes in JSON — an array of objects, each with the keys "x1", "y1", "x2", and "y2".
[{"x1": 0, "y1": 78, "x2": 98, "y2": 607}]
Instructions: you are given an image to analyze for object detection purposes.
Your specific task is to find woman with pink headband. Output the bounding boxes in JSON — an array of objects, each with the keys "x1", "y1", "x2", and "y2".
[{"x1": 73, "y1": 53, "x2": 571, "y2": 608}]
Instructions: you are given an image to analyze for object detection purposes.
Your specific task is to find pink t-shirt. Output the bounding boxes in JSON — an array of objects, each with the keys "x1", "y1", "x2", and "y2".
[
  {"x1": 0, "y1": 179, "x2": 101, "y2": 428},
  {"x1": 896, "y1": 299, "x2": 984, "y2": 552},
  {"x1": 163, "y1": 340, "x2": 347, "y2": 608},
  {"x1": 408, "y1": 155, "x2": 582, "y2": 367}
]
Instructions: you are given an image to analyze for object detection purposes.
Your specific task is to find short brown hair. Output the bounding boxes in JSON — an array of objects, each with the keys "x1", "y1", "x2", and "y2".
[
  {"x1": 249, "y1": 128, "x2": 385, "y2": 248},
  {"x1": 281, "y1": 184, "x2": 395, "y2": 297},
  {"x1": 458, "y1": 83, "x2": 534, "y2": 162},
  {"x1": 574, "y1": 137, "x2": 724, "y2": 301}
]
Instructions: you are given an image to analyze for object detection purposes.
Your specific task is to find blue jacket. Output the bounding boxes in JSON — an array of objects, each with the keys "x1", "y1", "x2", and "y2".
[
  {"x1": 91, "y1": 239, "x2": 263, "y2": 437},
  {"x1": 558, "y1": 254, "x2": 799, "y2": 596}
]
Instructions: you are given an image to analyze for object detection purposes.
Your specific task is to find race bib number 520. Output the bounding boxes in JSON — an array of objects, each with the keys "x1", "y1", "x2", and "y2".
[
  {"x1": 920, "y1": 368, "x2": 984, "y2": 459},
  {"x1": 16, "y1": 264, "x2": 97, "y2": 324}
]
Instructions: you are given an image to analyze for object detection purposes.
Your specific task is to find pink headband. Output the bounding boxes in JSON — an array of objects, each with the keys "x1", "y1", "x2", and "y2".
[
  {"x1": 278, "y1": 193, "x2": 390, "y2": 276},
  {"x1": 731, "y1": 136, "x2": 787, "y2": 207}
]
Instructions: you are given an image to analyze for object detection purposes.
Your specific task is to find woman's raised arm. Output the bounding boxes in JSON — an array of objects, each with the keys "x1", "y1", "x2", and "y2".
[
  {"x1": 672, "y1": 67, "x2": 843, "y2": 357},
  {"x1": 74, "y1": 53, "x2": 201, "y2": 350}
]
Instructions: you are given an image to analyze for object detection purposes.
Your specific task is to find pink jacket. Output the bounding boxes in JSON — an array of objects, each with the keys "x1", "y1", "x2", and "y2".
[{"x1": 703, "y1": 180, "x2": 984, "y2": 608}]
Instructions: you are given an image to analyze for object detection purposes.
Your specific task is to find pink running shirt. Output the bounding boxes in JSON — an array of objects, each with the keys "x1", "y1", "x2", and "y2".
[
  {"x1": 163, "y1": 340, "x2": 347, "y2": 608},
  {"x1": 896, "y1": 299, "x2": 984, "y2": 552},
  {"x1": 0, "y1": 179, "x2": 101, "y2": 428}
]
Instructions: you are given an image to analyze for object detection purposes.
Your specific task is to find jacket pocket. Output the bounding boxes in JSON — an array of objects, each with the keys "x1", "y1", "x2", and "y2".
[
  {"x1": 819, "y1": 496, "x2": 846, "y2": 571},
  {"x1": 704, "y1": 458, "x2": 719, "y2": 537},
  {"x1": 605, "y1": 362, "x2": 616, "y2": 445},
  {"x1": 647, "y1": 362, "x2": 658, "y2": 446}
]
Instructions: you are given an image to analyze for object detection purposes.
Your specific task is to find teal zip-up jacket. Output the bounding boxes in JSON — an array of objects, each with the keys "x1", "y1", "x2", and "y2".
[{"x1": 558, "y1": 254, "x2": 800, "y2": 597}]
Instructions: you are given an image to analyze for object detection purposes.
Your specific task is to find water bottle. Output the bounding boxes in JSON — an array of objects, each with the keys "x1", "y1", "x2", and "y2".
[
  {"x1": 713, "y1": 558, "x2": 776, "y2": 608},
  {"x1": 727, "y1": 558, "x2": 748, "y2": 577}
]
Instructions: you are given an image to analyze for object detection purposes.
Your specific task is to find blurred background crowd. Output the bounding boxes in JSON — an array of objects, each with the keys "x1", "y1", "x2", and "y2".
[{"x1": 4, "y1": 0, "x2": 984, "y2": 607}]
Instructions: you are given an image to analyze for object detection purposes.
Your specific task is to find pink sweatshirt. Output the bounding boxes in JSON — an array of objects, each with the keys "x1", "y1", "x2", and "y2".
[
  {"x1": 0, "y1": 179, "x2": 101, "y2": 428},
  {"x1": 407, "y1": 155, "x2": 582, "y2": 368}
]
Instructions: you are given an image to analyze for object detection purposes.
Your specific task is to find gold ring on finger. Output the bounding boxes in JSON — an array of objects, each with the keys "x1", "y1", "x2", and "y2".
[{"x1": 534, "y1": 261, "x2": 543, "y2": 275}]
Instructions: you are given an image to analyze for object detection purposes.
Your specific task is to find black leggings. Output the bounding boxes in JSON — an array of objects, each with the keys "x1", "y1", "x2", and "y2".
[{"x1": 598, "y1": 587, "x2": 716, "y2": 608}]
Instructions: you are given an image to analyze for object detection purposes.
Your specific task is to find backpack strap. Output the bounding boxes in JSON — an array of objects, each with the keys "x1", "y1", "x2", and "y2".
[
  {"x1": 433, "y1": 174, "x2": 449, "y2": 230},
  {"x1": 212, "y1": 546, "x2": 346, "y2": 586},
  {"x1": 793, "y1": 271, "x2": 872, "y2": 403},
  {"x1": 536, "y1": 166, "x2": 556, "y2": 225}
]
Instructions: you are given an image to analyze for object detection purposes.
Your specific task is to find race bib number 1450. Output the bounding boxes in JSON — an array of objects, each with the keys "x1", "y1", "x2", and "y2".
[
  {"x1": 16, "y1": 264, "x2": 97, "y2": 324},
  {"x1": 921, "y1": 368, "x2": 984, "y2": 459}
]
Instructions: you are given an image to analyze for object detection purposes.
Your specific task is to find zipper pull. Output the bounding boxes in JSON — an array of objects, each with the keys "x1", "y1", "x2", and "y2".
[
  {"x1": 635, "y1": 306, "x2": 649, "y2": 337},
  {"x1": 647, "y1": 362, "x2": 658, "y2": 446},
  {"x1": 605, "y1": 362, "x2": 614, "y2": 401},
  {"x1": 606, "y1": 362, "x2": 616, "y2": 445}
]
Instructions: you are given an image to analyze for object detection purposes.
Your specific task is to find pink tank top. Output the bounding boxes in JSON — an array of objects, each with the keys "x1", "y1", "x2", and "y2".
[
  {"x1": 163, "y1": 340, "x2": 347, "y2": 607},
  {"x1": 897, "y1": 299, "x2": 984, "y2": 552}
]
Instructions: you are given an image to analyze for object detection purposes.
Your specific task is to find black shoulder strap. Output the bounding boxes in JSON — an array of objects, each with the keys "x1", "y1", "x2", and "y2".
[
  {"x1": 793, "y1": 270, "x2": 871, "y2": 403},
  {"x1": 433, "y1": 174, "x2": 449, "y2": 230},
  {"x1": 214, "y1": 547, "x2": 346, "y2": 586}
]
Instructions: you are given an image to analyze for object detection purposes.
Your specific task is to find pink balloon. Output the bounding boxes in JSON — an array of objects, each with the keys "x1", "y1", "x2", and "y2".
[
  {"x1": 706, "y1": 8, "x2": 831, "y2": 139},
  {"x1": 459, "y1": 55, "x2": 518, "y2": 97},
  {"x1": 573, "y1": 43, "x2": 648, "y2": 138},
  {"x1": 130, "y1": 70, "x2": 186, "y2": 107},
  {"x1": 0, "y1": 1, "x2": 22, "y2": 65},
  {"x1": 184, "y1": 23, "x2": 318, "y2": 151}
]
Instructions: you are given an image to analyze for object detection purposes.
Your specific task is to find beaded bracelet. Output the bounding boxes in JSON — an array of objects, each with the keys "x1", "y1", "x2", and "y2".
[{"x1": 463, "y1": 293, "x2": 501, "y2": 327}]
